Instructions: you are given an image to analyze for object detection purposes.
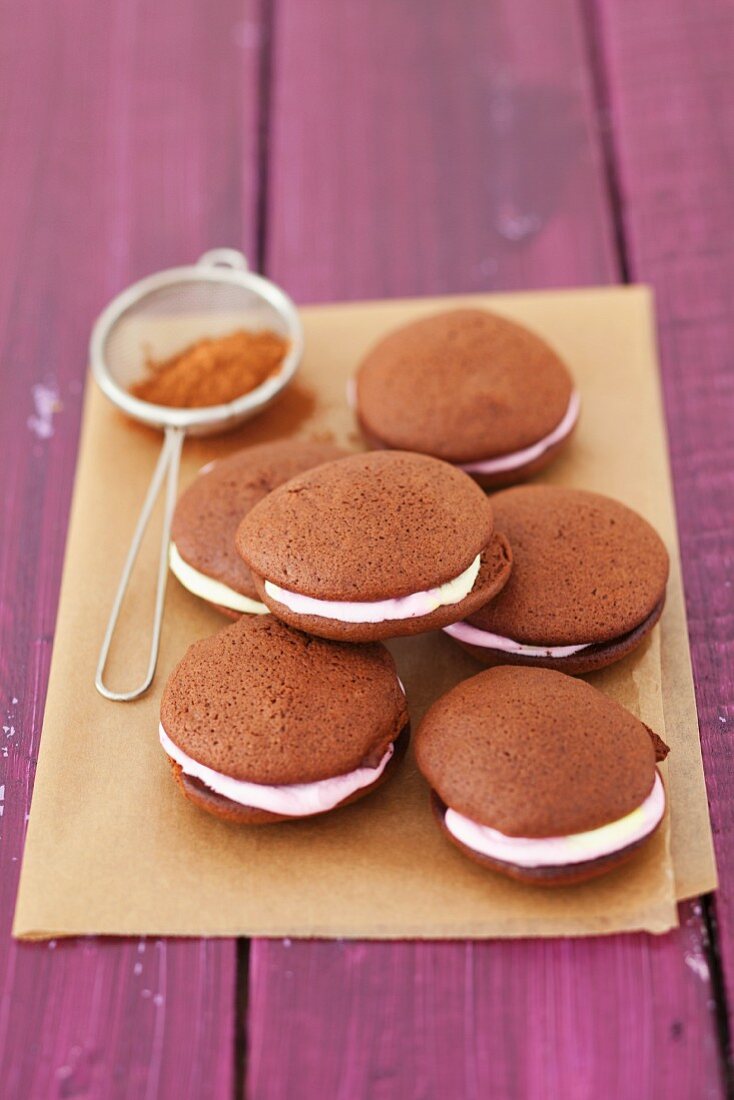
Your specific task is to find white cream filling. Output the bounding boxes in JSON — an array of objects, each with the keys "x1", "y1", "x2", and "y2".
[
  {"x1": 160, "y1": 723, "x2": 394, "y2": 816},
  {"x1": 263, "y1": 554, "x2": 482, "y2": 624},
  {"x1": 443, "y1": 619, "x2": 590, "y2": 658},
  {"x1": 445, "y1": 772, "x2": 665, "y2": 868},
  {"x1": 169, "y1": 543, "x2": 269, "y2": 615},
  {"x1": 459, "y1": 390, "x2": 581, "y2": 475}
]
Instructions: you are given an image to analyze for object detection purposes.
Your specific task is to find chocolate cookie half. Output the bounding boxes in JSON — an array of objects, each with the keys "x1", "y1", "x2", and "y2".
[
  {"x1": 235, "y1": 450, "x2": 513, "y2": 642},
  {"x1": 415, "y1": 667, "x2": 669, "y2": 886},
  {"x1": 444, "y1": 485, "x2": 669, "y2": 674},
  {"x1": 170, "y1": 440, "x2": 345, "y2": 617},
  {"x1": 160, "y1": 616, "x2": 409, "y2": 824},
  {"x1": 352, "y1": 309, "x2": 579, "y2": 487}
]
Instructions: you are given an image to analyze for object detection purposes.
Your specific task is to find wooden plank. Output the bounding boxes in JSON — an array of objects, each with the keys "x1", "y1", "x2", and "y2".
[
  {"x1": 248, "y1": 1, "x2": 725, "y2": 1096},
  {"x1": 266, "y1": 0, "x2": 617, "y2": 299},
  {"x1": 596, "y1": 0, "x2": 734, "y2": 1046},
  {"x1": 250, "y1": 911, "x2": 717, "y2": 1099},
  {"x1": 0, "y1": 0, "x2": 262, "y2": 1093}
]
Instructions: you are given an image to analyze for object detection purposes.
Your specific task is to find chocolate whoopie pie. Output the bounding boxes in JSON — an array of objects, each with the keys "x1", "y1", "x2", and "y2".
[
  {"x1": 444, "y1": 486, "x2": 669, "y2": 675},
  {"x1": 353, "y1": 309, "x2": 579, "y2": 487},
  {"x1": 416, "y1": 667, "x2": 669, "y2": 886},
  {"x1": 160, "y1": 615, "x2": 409, "y2": 824},
  {"x1": 235, "y1": 450, "x2": 513, "y2": 642},
  {"x1": 170, "y1": 440, "x2": 345, "y2": 618}
]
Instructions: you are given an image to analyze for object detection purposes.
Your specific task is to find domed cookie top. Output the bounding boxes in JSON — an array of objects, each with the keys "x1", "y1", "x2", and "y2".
[
  {"x1": 162, "y1": 615, "x2": 407, "y2": 785},
  {"x1": 354, "y1": 309, "x2": 578, "y2": 486},
  {"x1": 235, "y1": 451, "x2": 513, "y2": 642},
  {"x1": 445, "y1": 486, "x2": 669, "y2": 674},
  {"x1": 415, "y1": 667, "x2": 668, "y2": 885},
  {"x1": 170, "y1": 439, "x2": 345, "y2": 614},
  {"x1": 160, "y1": 616, "x2": 409, "y2": 824}
]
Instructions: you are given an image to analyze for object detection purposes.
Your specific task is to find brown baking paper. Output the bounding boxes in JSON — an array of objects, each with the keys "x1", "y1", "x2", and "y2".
[{"x1": 14, "y1": 286, "x2": 714, "y2": 940}]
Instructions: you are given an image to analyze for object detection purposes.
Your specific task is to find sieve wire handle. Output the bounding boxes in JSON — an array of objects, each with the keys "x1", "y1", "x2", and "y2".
[{"x1": 95, "y1": 426, "x2": 185, "y2": 701}]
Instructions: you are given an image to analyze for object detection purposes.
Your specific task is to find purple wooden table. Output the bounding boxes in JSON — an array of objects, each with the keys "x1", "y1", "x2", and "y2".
[{"x1": 1, "y1": 1, "x2": 732, "y2": 1096}]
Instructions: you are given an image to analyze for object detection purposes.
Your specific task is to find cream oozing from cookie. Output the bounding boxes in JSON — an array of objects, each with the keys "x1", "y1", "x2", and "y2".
[
  {"x1": 263, "y1": 555, "x2": 482, "y2": 624},
  {"x1": 444, "y1": 771, "x2": 665, "y2": 868},
  {"x1": 459, "y1": 390, "x2": 580, "y2": 475},
  {"x1": 169, "y1": 543, "x2": 269, "y2": 615},
  {"x1": 443, "y1": 619, "x2": 591, "y2": 658},
  {"x1": 159, "y1": 724, "x2": 395, "y2": 816}
]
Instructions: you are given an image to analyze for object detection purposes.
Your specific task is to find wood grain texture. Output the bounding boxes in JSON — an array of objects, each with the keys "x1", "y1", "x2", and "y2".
[
  {"x1": 248, "y1": 1, "x2": 725, "y2": 1096},
  {"x1": 0, "y1": 0, "x2": 262, "y2": 1093},
  {"x1": 595, "y1": 0, "x2": 734, "y2": 1044},
  {"x1": 250, "y1": 908, "x2": 716, "y2": 1100},
  {"x1": 266, "y1": 0, "x2": 617, "y2": 300}
]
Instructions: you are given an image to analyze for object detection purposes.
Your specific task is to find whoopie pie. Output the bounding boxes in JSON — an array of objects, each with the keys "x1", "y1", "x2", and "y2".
[
  {"x1": 235, "y1": 450, "x2": 513, "y2": 642},
  {"x1": 415, "y1": 667, "x2": 669, "y2": 886},
  {"x1": 444, "y1": 486, "x2": 669, "y2": 674},
  {"x1": 160, "y1": 616, "x2": 409, "y2": 824},
  {"x1": 169, "y1": 440, "x2": 345, "y2": 617},
  {"x1": 352, "y1": 309, "x2": 579, "y2": 487}
]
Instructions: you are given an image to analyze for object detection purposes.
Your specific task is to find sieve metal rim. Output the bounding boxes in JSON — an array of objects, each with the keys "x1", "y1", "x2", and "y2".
[{"x1": 89, "y1": 259, "x2": 304, "y2": 432}]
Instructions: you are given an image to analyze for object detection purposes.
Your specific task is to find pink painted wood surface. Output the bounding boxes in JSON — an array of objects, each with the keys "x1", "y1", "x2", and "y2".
[
  {"x1": 2, "y1": 0, "x2": 731, "y2": 1095},
  {"x1": 597, "y1": 0, "x2": 734, "y2": 1041},
  {"x1": 248, "y1": 1, "x2": 725, "y2": 1096},
  {"x1": 0, "y1": 0, "x2": 263, "y2": 1093}
]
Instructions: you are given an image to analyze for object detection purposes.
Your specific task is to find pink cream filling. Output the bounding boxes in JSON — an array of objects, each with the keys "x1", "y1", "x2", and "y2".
[
  {"x1": 264, "y1": 554, "x2": 481, "y2": 624},
  {"x1": 443, "y1": 619, "x2": 590, "y2": 658},
  {"x1": 459, "y1": 390, "x2": 581, "y2": 475},
  {"x1": 348, "y1": 380, "x2": 579, "y2": 477},
  {"x1": 444, "y1": 772, "x2": 665, "y2": 868},
  {"x1": 159, "y1": 723, "x2": 394, "y2": 817}
]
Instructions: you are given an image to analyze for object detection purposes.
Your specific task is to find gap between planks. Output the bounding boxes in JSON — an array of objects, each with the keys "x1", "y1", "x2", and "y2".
[{"x1": 581, "y1": 0, "x2": 733, "y2": 1087}]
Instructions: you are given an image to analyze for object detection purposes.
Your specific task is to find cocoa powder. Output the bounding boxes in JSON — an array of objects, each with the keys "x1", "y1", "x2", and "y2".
[{"x1": 131, "y1": 328, "x2": 288, "y2": 407}]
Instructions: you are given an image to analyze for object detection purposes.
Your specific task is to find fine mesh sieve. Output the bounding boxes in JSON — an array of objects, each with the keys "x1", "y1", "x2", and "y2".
[{"x1": 90, "y1": 248, "x2": 303, "y2": 701}]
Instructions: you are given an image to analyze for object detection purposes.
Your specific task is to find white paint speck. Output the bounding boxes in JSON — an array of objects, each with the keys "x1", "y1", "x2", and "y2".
[
  {"x1": 11, "y1": 698, "x2": 18, "y2": 705},
  {"x1": 153, "y1": 993, "x2": 164, "y2": 1007},
  {"x1": 133, "y1": 962, "x2": 143, "y2": 976},
  {"x1": 719, "y1": 716, "x2": 727, "y2": 724},
  {"x1": 28, "y1": 383, "x2": 62, "y2": 439},
  {"x1": 496, "y1": 209, "x2": 542, "y2": 242},
  {"x1": 48, "y1": 940, "x2": 57, "y2": 950},
  {"x1": 685, "y1": 952, "x2": 710, "y2": 981}
]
